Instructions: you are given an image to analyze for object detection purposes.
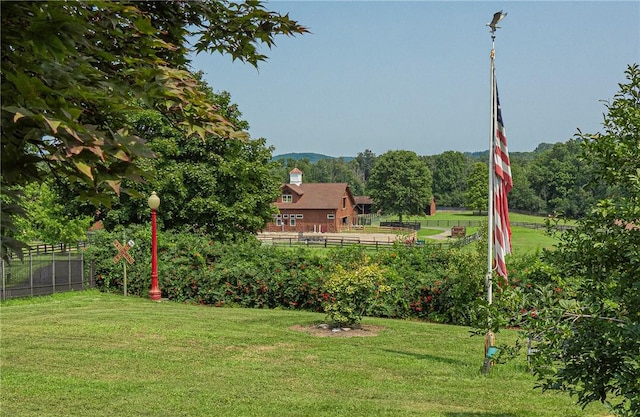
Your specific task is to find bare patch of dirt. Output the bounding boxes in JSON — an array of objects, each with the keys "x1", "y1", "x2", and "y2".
[{"x1": 290, "y1": 323, "x2": 385, "y2": 337}]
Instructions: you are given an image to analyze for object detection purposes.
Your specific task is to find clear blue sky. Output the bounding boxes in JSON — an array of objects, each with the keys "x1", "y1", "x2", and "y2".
[{"x1": 190, "y1": 1, "x2": 639, "y2": 157}]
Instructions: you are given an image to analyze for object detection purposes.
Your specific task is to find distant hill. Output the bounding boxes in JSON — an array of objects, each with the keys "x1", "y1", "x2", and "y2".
[
  {"x1": 272, "y1": 153, "x2": 354, "y2": 163},
  {"x1": 464, "y1": 151, "x2": 489, "y2": 160},
  {"x1": 275, "y1": 147, "x2": 551, "y2": 163}
]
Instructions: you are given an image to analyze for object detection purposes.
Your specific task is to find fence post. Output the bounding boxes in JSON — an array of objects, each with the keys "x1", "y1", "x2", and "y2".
[
  {"x1": 81, "y1": 251, "x2": 85, "y2": 290},
  {"x1": 1, "y1": 260, "x2": 5, "y2": 301},
  {"x1": 52, "y1": 251, "x2": 56, "y2": 294},
  {"x1": 68, "y1": 250, "x2": 72, "y2": 291},
  {"x1": 30, "y1": 250, "x2": 34, "y2": 297},
  {"x1": 91, "y1": 260, "x2": 95, "y2": 288}
]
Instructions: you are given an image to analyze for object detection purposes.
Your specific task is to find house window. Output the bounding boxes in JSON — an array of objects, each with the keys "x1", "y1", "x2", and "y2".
[
  {"x1": 283, "y1": 214, "x2": 289, "y2": 218},
  {"x1": 276, "y1": 218, "x2": 282, "y2": 226},
  {"x1": 327, "y1": 214, "x2": 335, "y2": 220},
  {"x1": 342, "y1": 197, "x2": 347, "y2": 209},
  {"x1": 290, "y1": 217, "x2": 296, "y2": 226},
  {"x1": 295, "y1": 214, "x2": 304, "y2": 219},
  {"x1": 281, "y1": 193, "x2": 292, "y2": 203}
]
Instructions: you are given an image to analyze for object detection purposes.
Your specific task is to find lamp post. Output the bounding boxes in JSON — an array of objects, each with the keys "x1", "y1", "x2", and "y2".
[{"x1": 148, "y1": 191, "x2": 161, "y2": 301}]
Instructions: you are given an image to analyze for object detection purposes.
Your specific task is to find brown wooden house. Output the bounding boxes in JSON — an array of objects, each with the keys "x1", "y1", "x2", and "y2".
[{"x1": 264, "y1": 168, "x2": 358, "y2": 233}]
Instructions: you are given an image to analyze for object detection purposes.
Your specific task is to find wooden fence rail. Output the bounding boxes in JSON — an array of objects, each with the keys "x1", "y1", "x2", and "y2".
[
  {"x1": 258, "y1": 231, "x2": 483, "y2": 251},
  {"x1": 412, "y1": 219, "x2": 574, "y2": 231}
]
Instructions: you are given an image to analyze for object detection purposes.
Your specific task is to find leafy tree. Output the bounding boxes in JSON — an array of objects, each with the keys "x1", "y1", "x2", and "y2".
[
  {"x1": 354, "y1": 149, "x2": 377, "y2": 184},
  {"x1": 528, "y1": 140, "x2": 597, "y2": 217},
  {"x1": 310, "y1": 158, "x2": 365, "y2": 195},
  {"x1": 85, "y1": 78, "x2": 281, "y2": 242},
  {"x1": 522, "y1": 65, "x2": 640, "y2": 416},
  {"x1": 508, "y1": 160, "x2": 545, "y2": 214},
  {"x1": 1, "y1": 1, "x2": 307, "y2": 259},
  {"x1": 464, "y1": 162, "x2": 488, "y2": 214},
  {"x1": 431, "y1": 151, "x2": 471, "y2": 207},
  {"x1": 13, "y1": 181, "x2": 92, "y2": 248},
  {"x1": 368, "y1": 150, "x2": 432, "y2": 222}
]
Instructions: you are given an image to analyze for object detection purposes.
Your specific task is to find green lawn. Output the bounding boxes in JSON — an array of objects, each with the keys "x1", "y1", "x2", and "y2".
[
  {"x1": 456, "y1": 225, "x2": 559, "y2": 255},
  {"x1": 0, "y1": 291, "x2": 608, "y2": 417},
  {"x1": 379, "y1": 211, "x2": 566, "y2": 255},
  {"x1": 380, "y1": 211, "x2": 577, "y2": 226},
  {"x1": 417, "y1": 228, "x2": 447, "y2": 239},
  {"x1": 510, "y1": 226, "x2": 558, "y2": 254}
]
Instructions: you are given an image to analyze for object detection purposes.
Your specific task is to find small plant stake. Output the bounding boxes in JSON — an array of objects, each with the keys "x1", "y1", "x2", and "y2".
[
  {"x1": 113, "y1": 239, "x2": 135, "y2": 296},
  {"x1": 482, "y1": 330, "x2": 498, "y2": 375}
]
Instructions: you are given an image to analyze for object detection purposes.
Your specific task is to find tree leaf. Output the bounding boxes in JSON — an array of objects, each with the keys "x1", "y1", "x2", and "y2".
[
  {"x1": 44, "y1": 117, "x2": 62, "y2": 133},
  {"x1": 74, "y1": 161, "x2": 94, "y2": 180},
  {"x1": 106, "y1": 180, "x2": 122, "y2": 196}
]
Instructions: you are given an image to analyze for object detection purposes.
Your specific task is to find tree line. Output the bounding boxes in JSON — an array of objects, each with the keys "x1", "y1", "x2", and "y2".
[{"x1": 274, "y1": 138, "x2": 606, "y2": 219}]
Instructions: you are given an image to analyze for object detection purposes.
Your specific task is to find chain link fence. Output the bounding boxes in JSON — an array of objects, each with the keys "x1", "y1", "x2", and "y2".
[{"x1": 1, "y1": 243, "x2": 93, "y2": 300}]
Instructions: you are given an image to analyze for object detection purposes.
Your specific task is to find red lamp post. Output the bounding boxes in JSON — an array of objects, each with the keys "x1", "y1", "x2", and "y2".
[{"x1": 148, "y1": 191, "x2": 161, "y2": 301}]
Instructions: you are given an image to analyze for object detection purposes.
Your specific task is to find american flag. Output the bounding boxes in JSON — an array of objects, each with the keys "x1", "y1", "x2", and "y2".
[{"x1": 493, "y1": 82, "x2": 512, "y2": 279}]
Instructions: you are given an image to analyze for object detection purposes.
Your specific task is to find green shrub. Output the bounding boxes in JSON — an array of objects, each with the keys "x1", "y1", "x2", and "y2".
[
  {"x1": 86, "y1": 228, "x2": 538, "y2": 327},
  {"x1": 323, "y1": 260, "x2": 390, "y2": 327},
  {"x1": 87, "y1": 227, "x2": 328, "y2": 310}
]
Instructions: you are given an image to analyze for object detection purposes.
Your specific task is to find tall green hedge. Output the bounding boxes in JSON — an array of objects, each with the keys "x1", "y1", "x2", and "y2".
[{"x1": 86, "y1": 226, "x2": 493, "y2": 326}]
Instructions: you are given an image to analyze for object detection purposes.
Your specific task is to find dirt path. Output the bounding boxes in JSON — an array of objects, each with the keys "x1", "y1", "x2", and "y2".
[
  {"x1": 258, "y1": 228, "x2": 453, "y2": 242},
  {"x1": 427, "y1": 229, "x2": 452, "y2": 240}
]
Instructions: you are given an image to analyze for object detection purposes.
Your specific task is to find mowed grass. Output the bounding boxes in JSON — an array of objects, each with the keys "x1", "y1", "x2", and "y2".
[
  {"x1": 387, "y1": 211, "x2": 567, "y2": 254},
  {"x1": 509, "y1": 226, "x2": 558, "y2": 254},
  {"x1": 388, "y1": 211, "x2": 577, "y2": 226},
  {"x1": 0, "y1": 291, "x2": 607, "y2": 417}
]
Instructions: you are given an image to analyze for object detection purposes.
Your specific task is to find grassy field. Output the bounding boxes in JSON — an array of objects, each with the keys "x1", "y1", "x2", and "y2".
[
  {"x1": 384, "y1": 210, "x2": 577, "y2": 226},
  {"x1": 509, "y1": 226, "x2": 558, "y2": 254},
  {"x1": 381, "y1": 211, "x2": 565, "y2": 254},
  {"x1": 0, "y1": 291, "x2": 608, "y2": 417}
]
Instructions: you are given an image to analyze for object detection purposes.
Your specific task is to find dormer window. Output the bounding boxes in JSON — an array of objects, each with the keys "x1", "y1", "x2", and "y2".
[{"x1": 281, "y1": 193, "x2": 292, "y2": 203}]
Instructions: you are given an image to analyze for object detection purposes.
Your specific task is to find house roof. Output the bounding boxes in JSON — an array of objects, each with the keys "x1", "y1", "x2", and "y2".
[
  {"x1": 276, "y1": 183, "x2": 353, "y2": 210},
  {"x1": 354, "y1": 196, "x2": 373, "y2": 205}
]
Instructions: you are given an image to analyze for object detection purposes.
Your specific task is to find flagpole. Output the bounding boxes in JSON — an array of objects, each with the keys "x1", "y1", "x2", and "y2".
[
  {"x1": 483, "y1": 11, "x2": 506, "y2": 374},
  {"x1": 487, "y1": 35, "x2": 496, "y2": 309}
]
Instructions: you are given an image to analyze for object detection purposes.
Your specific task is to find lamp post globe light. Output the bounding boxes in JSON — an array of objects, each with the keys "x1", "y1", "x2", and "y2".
[{"x1": 148, "y1": 191, "x2": 161, "y2": 301}]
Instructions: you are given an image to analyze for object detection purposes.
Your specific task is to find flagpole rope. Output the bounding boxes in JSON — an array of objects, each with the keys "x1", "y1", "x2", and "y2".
[{"x1": 487, "y1": 40, "x2": 495, "y2": 308}]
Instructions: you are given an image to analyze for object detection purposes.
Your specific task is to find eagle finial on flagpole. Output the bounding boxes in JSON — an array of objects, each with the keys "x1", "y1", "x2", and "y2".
[{"x1": 487, "y1": 10, "x2": 507, "y2": 35}]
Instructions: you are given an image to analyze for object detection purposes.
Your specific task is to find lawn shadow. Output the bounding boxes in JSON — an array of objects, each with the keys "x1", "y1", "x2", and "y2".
[
  {"x1": 380, "y1": 349, "x2": 464, "y2": 365},
  {"x1": 444, "y1": 413, "x2": 517, "y2": 417},
  {"x1": 449, "y1": 212, "x2": 486, "y2": 218}
]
